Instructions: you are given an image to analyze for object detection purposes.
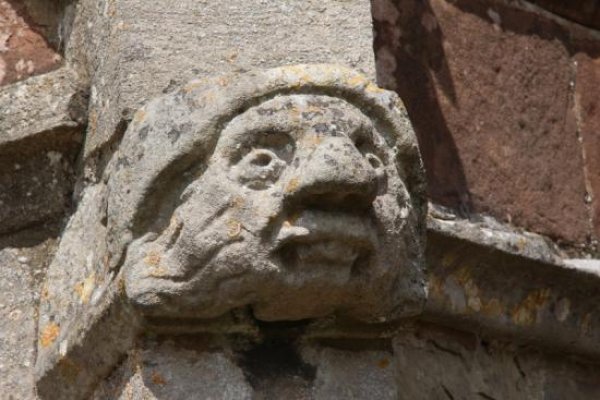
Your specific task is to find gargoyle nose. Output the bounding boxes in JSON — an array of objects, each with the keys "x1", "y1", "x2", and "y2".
[{"x1": 289, "y1": 137, "x2": 379, "y2": 210}]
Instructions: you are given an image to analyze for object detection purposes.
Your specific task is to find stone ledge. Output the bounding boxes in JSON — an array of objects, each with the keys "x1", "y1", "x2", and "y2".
[
  {"x1": 425, "y1": 209, "x2": 600, "y2": 360},
  {"x1": 0, "y1": 67, "x2": 87, "y2": 147},
  {"x1": 0, "y1": 67, "x2": 87, "y2": 235}
]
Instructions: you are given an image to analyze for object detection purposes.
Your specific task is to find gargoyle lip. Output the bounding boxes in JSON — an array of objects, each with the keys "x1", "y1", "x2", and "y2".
[{"x1": 274, "y1": 209, "x2": 377, "y2": 250}]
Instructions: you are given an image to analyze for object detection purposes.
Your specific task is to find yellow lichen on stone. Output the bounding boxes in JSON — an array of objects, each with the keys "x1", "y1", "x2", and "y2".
[
  {"x1": 75, "y1": 273, "x2": 96, "y2": 304},
  {"x1": 348, "y1": 74, "x2": 368, "y2": 87},
  {"x1": 227, "y1": 219, "x2": 242, "y2": 238},
  {"x1": 144, "y1": 251, "x2": 161, "y2": 267},
  {"x1": 229, "y1": 195, "x2": 245, "y2": 208},
  {"x1": 133, "y1": 110, "x2": 146, "y2": 123},
  {"x1": 511, "y1": 288, "x2": 551, "y2": 326},
  {"x1": 40, "y1": 323, "x2": 60, "y2": 348},
  {"x1": 366, "y1": 82, "x2": 385, "y2": 94},
  {"x1": 285, "y1": 177, "x2": 300, "y2": 193},
  {"x1": 301, "y1": 133, "x2": 322, "y2": 148},
  {"x1": 150, "y1": 266, "x2": 168, "y2": 277}
]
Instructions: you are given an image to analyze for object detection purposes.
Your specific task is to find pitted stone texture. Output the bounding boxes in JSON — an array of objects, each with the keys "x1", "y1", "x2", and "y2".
[
  {"x1": 36, "y1": 184, "x2": 140, "y2": 400},
  {"x1": 109, "y1": 65, "x2": 426, "y2": 322},
  {"x1": 91, "y1": 340, "x2": 252, "y2": 400},
  {"x1": 71, "y1": 0, "x2": 376, "y2": 159},
  {"x1": 0, "y1": 67, "x2": 86, "y2": 144},
  {"x1": 0, "y1": 231, "x2": 56, "y2": 400},
  {"x1": 393, "y1": 326, "x2": 600, "y2": 399},
  {"x1": 302, "y1": 345, "x2": 398, "y2": 399},
  {"x1": 0, "y1": 68, "x2": 85, "y2": 235},
  {"x1": 36, "y1": 65, "x2": 425, "y2": 399}
]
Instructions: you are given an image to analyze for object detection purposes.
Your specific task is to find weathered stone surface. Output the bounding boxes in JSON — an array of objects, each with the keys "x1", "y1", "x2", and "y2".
[
  {"x1": 0, "y1": 67, "x2": 86, "y2": 144},
  {"x1": 92, "y1": 339, "x2": 253, "y2": 400},
  {"x1": 0, "y1": 228, "x2": 57, "y2": 400},
  {"x1": 0, "y1": 0, "x2": 62, "y2": 86},
  {"x1": 574, "y1": 52, "x2": 600, "y2": 245},
  {"x1": 35, "y1": 184, "x2": 140, "y2": 400},
  {"x1": 372, "y1": 0, "x2": 592, "y2": 244},
  {"x1": 426, "y1": 217, "x2": 600, "y2": 358},
  {"x1": 394, "y1": 324, "x2": 600, "y2": 399},
  {"x1": 36, "y1": 65, "x2": 426, "y2": 398},
  {"x1": 302, "y1": 345, "x2": 398, "y2": 399},
  {"x1": 0, "y1": 138, "x2": 79, "y2": 235},
  {"x1": 0, "y1": 67, "x2": 86, "y2": 234},
  {"x1": 114, "y1": 65, "x2": 426, "y2": 322},
  {"x1": 70, "y1": 0, "x2": 376, "y2": 159},
  {"x1": 92, "y1": 335, "x2": 397, "y2": 399}
]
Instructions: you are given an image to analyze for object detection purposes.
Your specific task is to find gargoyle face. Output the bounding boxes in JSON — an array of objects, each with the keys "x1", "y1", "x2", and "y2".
[{"x1": 124, "y1": 94, "x2": 415, "y2": 321}]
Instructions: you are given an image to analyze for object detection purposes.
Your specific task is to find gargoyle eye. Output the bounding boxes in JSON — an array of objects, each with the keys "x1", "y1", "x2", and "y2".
[{"x1": 234, "y1": 148, "x2": 287, "y2": 190}]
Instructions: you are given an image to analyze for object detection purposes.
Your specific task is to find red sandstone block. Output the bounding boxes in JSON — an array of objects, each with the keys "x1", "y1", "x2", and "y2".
[
  {"x1": 574, "y1": 52, "x2": 600, "y2": 241},
  {"x1": 373, "y1": 0, "x2": 593, "y2": 244},
  {"x1": 0, "y1": 0, "x2": 61, "y2": 86}
]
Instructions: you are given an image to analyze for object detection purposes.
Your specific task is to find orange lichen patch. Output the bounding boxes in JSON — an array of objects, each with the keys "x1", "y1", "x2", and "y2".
[
  {"x1": 285, "y1": 177, "x2": 300, "y2": 193},
  {"x1": 133, "y1": 110, "x2": 146, "y2": 123},
  {"x1": 40, "y1": 323, "x2": 60, "y2": 347},
  {"x1": 516, "y1": 238, "x2": 527, "y2": 252},
  {"x1": 217, "y1": 76, "x2": 229, "y2": 86},
  {"x1": 283, "y1": 213, "x2": 301, "y2": 228},
  {"x1": 40, "y1": 284, "x2": 49, "y2": 300},
  {"x1": 182, "y1": 79, "x2": 207, "y2": 93},
  {"x1": 511, "y1": 288, "x2": 551, "y2": 326},
  {"x1": 302, "y1": 134, "x2": 323, "y2": 148},
  {"x1": 227, "y1": 219, "x2": 242, "y2": 238},
  {"x1": 226, "y1": 51, "x2": 238, "y2": 63},
  {"x1": 88, "y1": 109, "x2": 98, "y2": 137},
  {"x1": 194, "y1": 90, "x2": 216, "y2": 107},
  {"x1": 366, "y1": 82, "x2": 386, "y2": 94},
  {"x1": 151, "y1": 371, "x2": 167, "y2": 385},
  {"x1": 229, "y1": 196, "x2": 245, "y2": 208},
  {"x1": 74, "y1": 273, "x2": 96, "y2": 304},
  {"x1": 150, "y1": 265, "x2": 168, "y2": 277},
  {"x1": 281, "y1": 65, "x2": 312, "y2": 86},
  {"x1": 144, "y1": 251, "x2": 161, "y2": 267},
  {"x1": 480, "y1": 298, "x2": 504, "y2": 317},
  {"x1": 377, "y1": 358, "x2": 390, "y2": 369},
  {"x1": 74, "y1": 282, "x2": 84, "y2": 298},
  {"x1": 347, "y1": 74, "x2": 368, "y2": 87}
]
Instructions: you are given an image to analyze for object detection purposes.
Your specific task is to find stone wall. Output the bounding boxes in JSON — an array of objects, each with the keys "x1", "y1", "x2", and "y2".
[
  {"x1": 1, "y1": 0, "x2": 600, "y2": 399},
  {"x1": 373, "y1": 0, "x2": 600, "y2": 251}
]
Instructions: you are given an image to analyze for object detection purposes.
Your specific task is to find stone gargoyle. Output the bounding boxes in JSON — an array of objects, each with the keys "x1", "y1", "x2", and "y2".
[{"x1": 36, "y1": 65, "x2": 426, "y2": 398}]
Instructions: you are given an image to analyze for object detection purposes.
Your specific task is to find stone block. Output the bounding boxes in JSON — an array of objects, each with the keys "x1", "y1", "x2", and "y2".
[
  {"x1": 0, "y1": 67, "x2": 85, "y2": 234},
  {"x1": 0, "y1": 230, "x2": 57, "y2": 400},
  {"x1": 373, "y1": 0, "x2": 593, "y2": 243},
  {"x1": 92, "y1": 340, "x2": 253, "y2": 400},
  {"x1": 0, "y1": 0, "x2": 62, "y2": 86},
  {"x1": 574, "y1": 52, "x2": 600, "y2": 243},
  {"x1": 393, "y1": 325, "x2": 600, "y2": 399},
  {"x1": 35, "y1": 65, "x2": 427, "y2": 399},
  {"x1": 72, "y1": 0, "x2": 376, "y2": 159}
]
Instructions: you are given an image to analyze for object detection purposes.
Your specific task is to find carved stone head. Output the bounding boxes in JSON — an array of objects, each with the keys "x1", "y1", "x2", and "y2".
[{"x1": 108, "y1": 65, "x2": 426, "y2": 322}]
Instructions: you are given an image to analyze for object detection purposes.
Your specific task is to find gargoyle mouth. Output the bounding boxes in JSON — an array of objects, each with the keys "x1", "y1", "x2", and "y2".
[{"x1": 273, "y1": 209, "x2": 376, "y2": 271}]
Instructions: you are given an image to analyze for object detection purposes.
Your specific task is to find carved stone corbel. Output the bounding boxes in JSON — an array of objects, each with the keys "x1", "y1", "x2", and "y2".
[{"x1": 35, "y1": 65, "x2": 427, "y2": 399}]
